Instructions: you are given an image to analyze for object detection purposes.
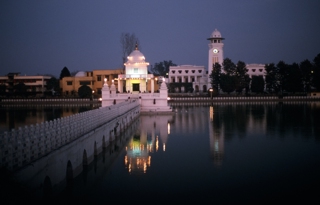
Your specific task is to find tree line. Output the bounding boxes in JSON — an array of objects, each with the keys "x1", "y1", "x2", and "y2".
[{"x1": 210, "y1": 53, "x2": 320, "y2": 96}]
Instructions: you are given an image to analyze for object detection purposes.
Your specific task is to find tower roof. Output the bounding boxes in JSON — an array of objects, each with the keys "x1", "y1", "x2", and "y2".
[{"x1": 207, "y1": 29, "x2": 225, "y2": 40}]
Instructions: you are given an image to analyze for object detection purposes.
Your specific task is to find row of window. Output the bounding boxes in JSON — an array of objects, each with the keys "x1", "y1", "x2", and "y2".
[
  {"x1": 66, "y1": 81, "x2": 92, "y2": 86},
  {"x1": 249, "y1": 69, "x2": 264, "y2": 72},
  {"x1": 171, "y1": 70, "x2": 204, "y2": 74}
]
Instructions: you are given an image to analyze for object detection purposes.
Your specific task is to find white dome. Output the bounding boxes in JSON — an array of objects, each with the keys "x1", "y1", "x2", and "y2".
[
  {"x1": 75, "y1": 71, "x2": 86, "y2": 77},
  {"x1": 127, "y1": 49, "x2": 146, "y2": 63},
  {"x1": 210, "y1": 29, "x2": 222, "y2": 38}
]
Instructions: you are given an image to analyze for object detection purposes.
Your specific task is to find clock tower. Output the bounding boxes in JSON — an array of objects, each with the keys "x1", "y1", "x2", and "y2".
[{"x1": 207, "y1": 29, "x2": 224, "y2": 75}]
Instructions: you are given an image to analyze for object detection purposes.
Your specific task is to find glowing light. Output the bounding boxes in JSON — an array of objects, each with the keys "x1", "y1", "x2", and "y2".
[
  {"x1": 167, "y1": 123, "x2": 170, "y2": 134},
  {"x1": 156, "y1": 136, "x2": 159, "y2": 152},
  {"x1": 163, "y1": 143, "x2": 166, "y2": 152}
]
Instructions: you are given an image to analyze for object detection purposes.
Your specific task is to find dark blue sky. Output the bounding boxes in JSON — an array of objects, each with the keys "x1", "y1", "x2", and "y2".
[{"x1": 1, "y1": 0, "x2": 320, "y2": 78}]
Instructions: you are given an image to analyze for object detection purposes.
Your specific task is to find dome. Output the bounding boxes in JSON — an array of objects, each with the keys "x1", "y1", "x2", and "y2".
[
  {"x1": 125, "y1": 44, "x2": 149, "y2": 65},
  {"x1": 127, "y1": 49, "x2": 146, "y2": 63},
  {"x1": 75, "y1": 71, "x2": 86, "y2": 77},
  {"x1": 210, "y1": 29, "x2": 222, "y2": 38}
]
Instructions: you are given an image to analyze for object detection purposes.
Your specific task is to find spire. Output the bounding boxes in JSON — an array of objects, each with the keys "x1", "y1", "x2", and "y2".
[{"x1": 135, "y1": 42, "x2": 138, "y2": 50}]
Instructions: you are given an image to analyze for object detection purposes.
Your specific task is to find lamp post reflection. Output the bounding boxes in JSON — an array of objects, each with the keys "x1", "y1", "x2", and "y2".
[{"x1": 209, "y1": 88, "x2": 213, "y2": 99}]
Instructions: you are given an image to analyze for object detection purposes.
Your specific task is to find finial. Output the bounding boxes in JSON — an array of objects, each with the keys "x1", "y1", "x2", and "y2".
[{"x1": 135, "y1": 42, "x2": 138, "y2": 50}]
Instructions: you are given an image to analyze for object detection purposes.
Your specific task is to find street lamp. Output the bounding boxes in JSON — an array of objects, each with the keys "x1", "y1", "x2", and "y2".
[
  {"x1": 92, "y1": 90, "x2": 95, "y2": 100},
  {"x1": 209, "y1": 88, "x2": 213, "y2": 99}
]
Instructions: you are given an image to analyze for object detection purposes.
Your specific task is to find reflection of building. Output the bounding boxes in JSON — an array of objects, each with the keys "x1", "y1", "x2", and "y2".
[
  {"x1": 60, "y1": 69, "x2": 123, "y2": 96},
  {"x1": 209, "y1": 105, "x2": 224, "y2": 166},
  {"x1": 0, "y1": 72, "x2": 51, "y2": 95},
  {"x1": 124, "y1": 115, "x2": 173, "y2": 174}
]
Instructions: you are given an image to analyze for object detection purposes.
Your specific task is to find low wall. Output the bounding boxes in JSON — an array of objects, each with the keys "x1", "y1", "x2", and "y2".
[
  {"x1": 169, "y1": 96, "x2": 320, "y2": 102},
  {"x1": 0, "y1": 100, "x2": 140, "y2": 172}
]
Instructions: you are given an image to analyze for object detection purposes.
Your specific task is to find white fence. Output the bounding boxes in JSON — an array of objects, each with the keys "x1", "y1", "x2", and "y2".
[
  {"x1": 0, "y1": 100, "x2": 139, "y2": 171},
  {"x1": 169, "y1": 96, "x2": 320, "y2": 101}
]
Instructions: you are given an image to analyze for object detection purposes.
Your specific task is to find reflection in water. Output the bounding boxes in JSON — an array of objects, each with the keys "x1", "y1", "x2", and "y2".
[
  {"x1": 1, "y1": 102, "x2": 320, "y2": 203},
  {"x1": 125, "y1": 114, "x2": 173, "y2": 174},
  {"x1": 209, "y1": 105, "x2": 224, "y2": 166},
  {"x1": 0, "y1": 104, "x2": 99, "y2": 133}
]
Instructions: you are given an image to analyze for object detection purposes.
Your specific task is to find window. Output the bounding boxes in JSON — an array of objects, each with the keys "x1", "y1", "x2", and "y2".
[
  {"x1": 178, "y1": 70, "x2": 182, "y2": 74},
  {"x1": 192, "y1": 70, "x2": 195, "y2": 73},
  {"x1": 198, "y1": 70, "x2": 202, "y2": 73},
  {"x1": 134, "y1": 68, "x2": 138, "y2": 73},
  {"x1": 97, "y1": 75, "x2": 101, "y2": 81},
  {"x1": 67, "y1": 81, "x2": 72, "y2": 86},
  {"x1": 80, "y1": 81, "x2": 91, "y2": 86},
  {"x1": 252, "y1": 69, "x2": 256, "y2": 72},
  {"x1": 172, "y1": 70, "x2": 175, "y2": 74},
  {"x1": 259, "y1": 69, "x2": 263, "y2": 72}
]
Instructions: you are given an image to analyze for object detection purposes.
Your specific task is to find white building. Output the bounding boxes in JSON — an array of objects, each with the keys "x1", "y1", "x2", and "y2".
[
  {"x1": 101, "y1": 44, "x2": 172, "y2": 113},
  {"x1": 168, "y1": 29, "x2": 266, "y2": 93}
]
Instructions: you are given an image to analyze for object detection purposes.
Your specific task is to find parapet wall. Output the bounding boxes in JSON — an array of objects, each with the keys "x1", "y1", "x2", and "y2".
[{"x1": 0, "y1": 100, "x2": 140, "y2": 171}]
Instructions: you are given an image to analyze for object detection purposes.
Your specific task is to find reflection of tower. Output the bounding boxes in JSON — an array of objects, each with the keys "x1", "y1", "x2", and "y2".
[
  {"x1": 209, "y1": 105, "x2": 224, "y2": 166},
  {"x1": 124, "y1": 114, "x2": 173, "y2": 174}
]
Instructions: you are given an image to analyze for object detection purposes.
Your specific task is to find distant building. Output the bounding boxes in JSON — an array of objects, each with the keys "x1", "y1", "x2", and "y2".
[
  {"x1": 168, "y1": 29, "x2": 266, "y2": 93},
  {"x1": 0, "y1": 72, "x2": 51, "y2": 95},
  {"x1": 60, "y1": 69, "x2": 124, "y2": 96}
]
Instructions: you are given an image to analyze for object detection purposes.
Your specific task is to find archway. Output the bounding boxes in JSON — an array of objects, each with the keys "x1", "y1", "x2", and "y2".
[
  {"x1": 195, "y1": 85, "x2": 199, "y2": 92},
  {"x1": 203, "y1": 85, "x2": 207, "y2": 92}
]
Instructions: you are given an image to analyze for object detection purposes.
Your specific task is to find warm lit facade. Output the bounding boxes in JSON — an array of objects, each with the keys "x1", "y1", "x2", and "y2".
[
  {"x1": 117, "y1": 44, "x2": 160, "y2": 93},
  {"x1": 60, "y1": 69, "x2": 124, "y2": 96},
  {"x1": 0, "y1": 72, "x2": 51, "y2": 94}
]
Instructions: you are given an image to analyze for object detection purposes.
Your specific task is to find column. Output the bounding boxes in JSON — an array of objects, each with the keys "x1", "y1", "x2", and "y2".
[
  {"x1": 118, "y1": 79, "x2": 122, "y2": 93},
  {"x1": 151, "y1": 79, "x2": 154, "y2": 93}
]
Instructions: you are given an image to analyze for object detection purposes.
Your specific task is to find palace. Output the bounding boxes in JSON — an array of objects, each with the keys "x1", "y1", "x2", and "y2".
[{"x1": 168, "y1": 29, "x2": 265, "y2": 93}]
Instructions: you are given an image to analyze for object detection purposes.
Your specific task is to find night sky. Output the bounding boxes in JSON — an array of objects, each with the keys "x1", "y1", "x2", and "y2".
[{"x1": 1, "y1": 0, "x2": 320, "y2": 78}]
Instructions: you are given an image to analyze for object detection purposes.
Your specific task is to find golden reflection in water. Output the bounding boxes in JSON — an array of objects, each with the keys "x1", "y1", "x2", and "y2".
[
  {"x1": 124, "y1": 115, "x2": 173, "y2": 174},
  {"x1": 156, "y1": 136, "x2": 159, "y2": 152}
]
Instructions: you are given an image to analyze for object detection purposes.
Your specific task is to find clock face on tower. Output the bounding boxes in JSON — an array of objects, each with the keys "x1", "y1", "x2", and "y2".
[{"x1": 213, "y1": 49, "x2": 218, "y2": 53}]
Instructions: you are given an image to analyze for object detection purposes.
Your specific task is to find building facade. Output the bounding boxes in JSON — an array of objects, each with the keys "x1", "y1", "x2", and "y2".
[
  {"x1": 60, "y1": 69, "x2": 123, "y2": 97},
  {"x1": 168, "y1": 29, "x2": 266, "y2": 93},
  {"x1": 0, "y1": 73, "x2": 51, "y2": 96}
]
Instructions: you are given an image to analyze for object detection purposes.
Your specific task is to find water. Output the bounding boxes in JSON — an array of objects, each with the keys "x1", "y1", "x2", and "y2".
[
  {"x1": 1, "y1": 102, "x2": 320, "y2": 204},
  {"x1": 0, "y1": 104, "x2": 100, "y2": 133}
]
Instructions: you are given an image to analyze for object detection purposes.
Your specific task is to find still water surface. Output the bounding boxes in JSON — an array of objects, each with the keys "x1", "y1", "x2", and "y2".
[{"x1": 1, "y1": 102, "x2": 320, "y2": 204}]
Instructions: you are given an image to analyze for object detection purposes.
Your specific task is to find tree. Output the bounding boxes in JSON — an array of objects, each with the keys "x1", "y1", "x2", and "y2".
[
  {"x1": 251, "y1": 76, "x2": 265, "y2": 94},
  {"x1": 312, "y1": 53, "x2": 320, "y2": 91},
  {"x1": 265, "y1": 63, "x2": 279, "y2": 93},
  {"x1": 0, "y1": 84, "x2": 6, "y2": 96},
  {"x1": 222, "y1": 58, "x2": 236, "y2": 75},
  {"x1": 235, "y1": 61, "x2": 250, "y2": 94},
  {"x1": 150, "y1": 60, "x2": 176, "y2": 77},
  {"x1": 277, "y1": 61, "x2": 289, "y2": 94},
  {"x1": 47, "y1": 77, "x2": 60, "y2": 95},
  {"x1": 209, "y1": 63, "x2": 222, "y2": 94},
  {"x1": 120, "y1": 33, "x2": 140, "y2": 67},
  {"x1": 14, "y1": 82, "x2": 27, "y2": 97},
  {"x1": 220, "y1": 73, "x2": 237, "y2": 94},
  {"x1": 78, "y1": 85, "x2": 92, "y2": 98},
  {"x1": 59, "y1": 67, "x2": 71, "y2": 80},
  {"x1": 284, "y1": 63, "x2": 303, "y2": 93},
  {"x1": 300, "y1": 59, "x2": 313, "y2": 93}
]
